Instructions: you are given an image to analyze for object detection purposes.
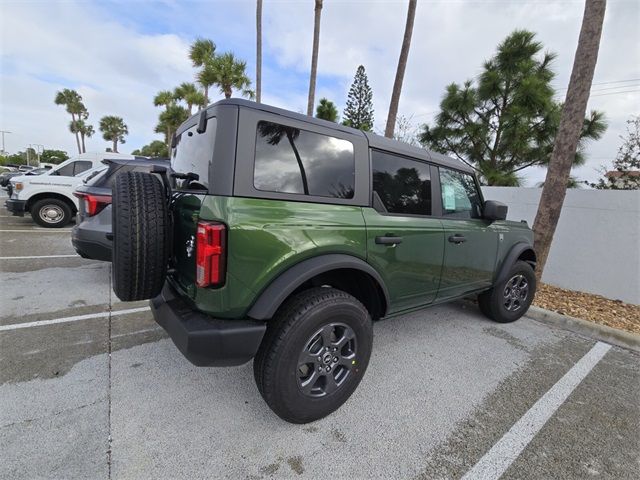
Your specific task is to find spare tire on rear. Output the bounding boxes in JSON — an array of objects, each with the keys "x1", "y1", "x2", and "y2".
[{"x1": 112, "y1": 171, "x2": 170, "y2": 301}]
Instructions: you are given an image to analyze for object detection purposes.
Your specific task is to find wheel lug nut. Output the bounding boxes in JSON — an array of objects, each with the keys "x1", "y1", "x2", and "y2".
[
  {"x1": 333, "y1": 357, "x2": 338, "y2": 362},
  {"x1": 318, "y1": 366, "x2": 323, "y2": 372},
  {"x1": 317, "y1": 356, "x2": 322, "y2": 362},
  {"x1": 325, "y1": 366, "x2": 331, "y2": 372}
]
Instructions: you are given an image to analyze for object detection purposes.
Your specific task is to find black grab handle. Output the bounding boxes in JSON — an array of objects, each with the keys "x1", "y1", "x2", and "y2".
[
  {"x1": 448, "y1": 234, "x2": 467, "y2": 244},
  {"x1": 375, "y1": 235, "x2": 403, "y2": 246}
]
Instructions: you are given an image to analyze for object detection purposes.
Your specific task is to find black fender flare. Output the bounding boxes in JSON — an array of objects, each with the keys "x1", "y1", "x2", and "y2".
[
  {"x1": 496, "y1": 243, "x2": 537, "y2": 285},
  {"x1": 247, "y1": 254, "x2": 390, "y2": 320}
]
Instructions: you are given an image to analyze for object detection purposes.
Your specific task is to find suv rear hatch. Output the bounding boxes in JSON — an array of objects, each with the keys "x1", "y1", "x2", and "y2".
[{"x1": 169, "y1": 118, "x2": 218, "y2": 297}]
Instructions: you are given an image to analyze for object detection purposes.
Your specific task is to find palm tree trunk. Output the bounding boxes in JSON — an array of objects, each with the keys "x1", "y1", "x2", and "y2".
[
  {"x1": 306, "y1": 0, "x2": 323, "y2": 116},
  {"x1": 71, "y1": 113, "x2": 82, "y2": 154},
  {"x1": 81, "y1": 133, "x2": 86, "y2": 153},
  {"x1": 224, "y1": 87, "x2": 232, "y2": 99},
  {"x1": 384, "y1": 0, "x2": 417, "y2": 138},
  {"x1": 204, "y1": 86, "x2": 209, "y2": 106},
  {"x1": 286, "y1": 131, "x2": 309, "y2": 195},
  {"x1": 533, "y1": 0, "x2": 606, "y2": 281},
  {"x1": 256, "y1": 0, "x2": 263, "y2": 103},
  {"x1": 113, "y1": 138, "x2": 118, "y2": 153}
]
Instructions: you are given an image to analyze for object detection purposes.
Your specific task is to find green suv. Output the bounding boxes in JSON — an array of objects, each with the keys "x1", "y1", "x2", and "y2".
[{"x1": 111, "y1": 99, "x2": 536, "y2": 424}]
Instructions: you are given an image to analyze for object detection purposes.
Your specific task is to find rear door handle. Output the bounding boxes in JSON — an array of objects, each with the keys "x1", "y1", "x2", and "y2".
[
  {"x1": 448, "y1": 234, "x2": 467, "y2": 244},
  {"x1": 375, "y1": 235, "x2": 403, "y2": 246}
]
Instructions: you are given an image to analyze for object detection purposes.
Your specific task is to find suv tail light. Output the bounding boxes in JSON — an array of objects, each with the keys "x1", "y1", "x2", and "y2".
[
  {"x1": 73, "y1": 192, "x2": 112, "y2": 216},
  {"x1": 196, "y1": 221, "x2": 226, "y2": 288}
]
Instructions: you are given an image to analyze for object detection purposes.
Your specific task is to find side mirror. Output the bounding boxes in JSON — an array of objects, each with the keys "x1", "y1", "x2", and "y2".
[{"x1": 484, "y1": 200, "x2": 508, "y2": 221}]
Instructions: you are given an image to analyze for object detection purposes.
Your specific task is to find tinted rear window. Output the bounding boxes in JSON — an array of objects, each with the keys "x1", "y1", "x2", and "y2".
[
  {"x1": 372, "y1": 150, "x2": 432, "y2": 215},
  {"x1": 253, "y1": 121, "x2": 355, "y2": 199},
  {"x1": 172, "y1": 118, "x2": 217, "y2": 190}
]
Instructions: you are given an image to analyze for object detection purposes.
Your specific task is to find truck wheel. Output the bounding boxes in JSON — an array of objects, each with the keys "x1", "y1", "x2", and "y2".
[
  {"x1": 112, "y1": 171, "x2": 169, "y2": 302},
  {"x1": 253, "y1": 287, "x2": 373, "y2": 424},
  {"x1": 478, "y1": 260, "x2": 536, "y2": 323},
  {"x1": 31, "y1": 198, "x2": 73, "y2": 228}
]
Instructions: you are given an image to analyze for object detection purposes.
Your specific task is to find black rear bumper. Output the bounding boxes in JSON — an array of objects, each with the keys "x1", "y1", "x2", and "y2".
[
  {"x1": 150, "y1": 282, "x2": 267, "y2": 367},
  {"x1": 5, "y1": 198, "x2": 26, "y2": 217}
]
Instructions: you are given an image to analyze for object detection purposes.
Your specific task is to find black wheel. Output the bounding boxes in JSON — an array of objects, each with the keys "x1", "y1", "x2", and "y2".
[
  {"x1": 253, "y1": 287, "x2": 373, "y2": 424},
  {"x1": 31, "y1": 198, "x2": 73, "y2": 228},
  {"x1": 112, "y1": 171, "x2": 169, "y2": 302},
  {"x1": 478, "y1": 260, "x2": 536, "y2": 323}
]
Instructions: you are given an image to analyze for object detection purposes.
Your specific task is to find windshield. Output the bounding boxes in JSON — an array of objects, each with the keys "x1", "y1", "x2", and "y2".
[{"x1": 171, "y1": 118, "x2": 216, "y2": 190}]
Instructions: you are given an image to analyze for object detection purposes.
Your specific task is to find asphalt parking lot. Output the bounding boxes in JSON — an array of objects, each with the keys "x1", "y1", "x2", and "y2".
[{"x1": 1, "y1": 189, "x2": 639, "y2": 480}]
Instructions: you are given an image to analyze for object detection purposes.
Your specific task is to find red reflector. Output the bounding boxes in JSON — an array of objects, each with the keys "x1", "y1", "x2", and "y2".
[{"x1": 196, "y1": 222, "x2": 226, "y2": 287}]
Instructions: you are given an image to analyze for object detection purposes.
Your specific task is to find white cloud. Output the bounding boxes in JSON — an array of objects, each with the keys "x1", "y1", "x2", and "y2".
[{"x1": 1, "y1": 1, "x2": 193, "y2": 155}]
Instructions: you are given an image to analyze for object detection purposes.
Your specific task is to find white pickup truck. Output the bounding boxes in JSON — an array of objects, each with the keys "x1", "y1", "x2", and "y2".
[{"x1": 5, "y1": 152, "x2": 135, "y2": 227}]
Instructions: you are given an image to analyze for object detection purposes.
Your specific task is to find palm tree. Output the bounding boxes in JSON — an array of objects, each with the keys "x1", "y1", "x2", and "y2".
[
  {"x1": 70, "y1": 119, "x2": 95, "y2": 153},
  {"x1": 533, "y1": 0, "x2": 606, "y2": 279},
  {"x1": 211, "y1": 53, "x2": 254, "y2": 99},
  {"x1": 315, "y1": 98, "x2": 338, "y2": 122},
  {"x1": 174, "y1": 82, "x2": 207, "y2": 114},
  {"x1": 307, "y1": 0, "x2": 323, "y2": 116},
  {"x1": 189, "y1": 38, "x2": 216, "y2": 105},
  {"x1": 155, "y1": 105, "x2": 190, "y2": 152},
  {"x1": 54, "y1": 89, "x2": 86, "y2": 154},
  {"x1": 258, "y1": 122, "x2": 309, "y2": 194},
  {"x1": 256, "y1": 0, "x2": 263, "y2": 103},
  {"x1": 99, "y1": 116, "x2": 128, "y2": 153},
  {"x1": 153, "y1": 90, "x2": 176, "y2": 108},
  {"x1": 384, "y1": 0, "x2": 417, "y2": 138}
]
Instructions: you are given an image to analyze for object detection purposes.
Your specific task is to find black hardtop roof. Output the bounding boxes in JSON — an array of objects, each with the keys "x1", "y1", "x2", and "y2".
[{"x1": 202, "y1": 98, "x2": 473, "y2": 174}]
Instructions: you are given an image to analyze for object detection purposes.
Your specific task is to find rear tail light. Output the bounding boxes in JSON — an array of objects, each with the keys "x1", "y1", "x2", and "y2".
[
  {"x1": 73, "y1": 192, "x2": 112, "y2": 216},
  {"x1": 196, "y1": 221, "x2": 226, "y2": 288}
]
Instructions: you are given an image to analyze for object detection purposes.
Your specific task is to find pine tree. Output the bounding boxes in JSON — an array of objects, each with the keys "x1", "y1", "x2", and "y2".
[
  {"x1": 420, "y1": 30, "x2": 607, "y2": 186},
  {"x1": 343, "y1": 65, "x2": 374, "y2": 131}
]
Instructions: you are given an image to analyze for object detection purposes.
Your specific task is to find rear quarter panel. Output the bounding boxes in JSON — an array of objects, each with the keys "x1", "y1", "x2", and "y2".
[{"x1": 195, "y1": 195, "x2": 367, "y2": 318}]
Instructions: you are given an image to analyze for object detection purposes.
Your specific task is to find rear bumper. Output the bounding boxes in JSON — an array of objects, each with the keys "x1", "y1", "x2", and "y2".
[
  {"x1": 71, "y1": 226, "x2": 112, "y2": 261},
  {"x1": 5, "y1": 198, "x2": 26, "y2": 217},
  {"x1": 150, "y1": 282, "x2": 267, "y2": 367}
]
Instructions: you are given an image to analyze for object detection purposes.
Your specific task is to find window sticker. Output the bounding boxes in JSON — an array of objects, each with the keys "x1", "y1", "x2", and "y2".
[{"x1": 443, "y1": 184, "x2": 456, "y2": 210}]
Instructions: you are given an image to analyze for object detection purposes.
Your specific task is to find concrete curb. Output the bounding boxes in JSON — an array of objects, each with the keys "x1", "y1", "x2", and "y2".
[{"x1": 527, "y1": 305, "x2": 640, "y2": 353}]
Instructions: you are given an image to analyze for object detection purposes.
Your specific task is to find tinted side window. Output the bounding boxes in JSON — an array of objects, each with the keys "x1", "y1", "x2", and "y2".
[
  {"x1": 55, "y1": 162, "x2": 76, "y2": 176},
  {"x1": 439, "y1": 168, "x2": 482, "y2": 219},
  {"x1": 372, "y1": 150, "x2": 432, "y2": 215},
  {"x1": 74, "y1": 161, "x2": 93, "y2": 176},
  {"x1": 254, "y1": 121, "x2": 355, "y2": 199}
]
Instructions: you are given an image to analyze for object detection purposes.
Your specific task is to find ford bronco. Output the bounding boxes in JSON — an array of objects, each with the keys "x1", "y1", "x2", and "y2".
[{"x1": 111, "y1": 99, "x2": 536, "y2": 424}]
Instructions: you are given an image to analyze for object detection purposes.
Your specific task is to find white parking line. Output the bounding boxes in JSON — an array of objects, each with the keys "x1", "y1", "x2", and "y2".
[
  {"x1": 0, "y1": 254, "x2": 79, "y2": 260},
  {"x1": 461, "y1": 341, "x2": 611, "y2": 480},
  {"x1": 0, "y1": 306, "x2": 151, "y2": 331},
  {"x1": 0, "y1": 229, "x2": 73, "y2": 233}
]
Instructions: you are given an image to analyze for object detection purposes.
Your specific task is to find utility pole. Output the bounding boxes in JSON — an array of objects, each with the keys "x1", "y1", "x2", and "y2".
[
  {"x1": 32, "y1": 144, "x2": 44, "y2": 165},
  {"x1": 0, "y1": 130, "x2": 11, "y2": 154}
]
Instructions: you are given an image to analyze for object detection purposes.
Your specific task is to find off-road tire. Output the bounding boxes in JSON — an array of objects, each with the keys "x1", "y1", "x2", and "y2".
[
  {"x1": 478, "y1": 260, "x2": 536, "y2": 323},
  {"x1": 112, "y1": 171, "x2": 169, "y2": 301},
  {"x1": 253, "y1": 287, "x2": 373, "y2": 424},
  {"x1": 31, "y1": 198, "x2": 73, "y2": 228}
]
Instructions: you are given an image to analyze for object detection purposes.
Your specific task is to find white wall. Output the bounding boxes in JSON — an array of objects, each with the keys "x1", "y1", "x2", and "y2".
[{"x1": 482, "y1": 187, "x2": 640, "y2": 305}]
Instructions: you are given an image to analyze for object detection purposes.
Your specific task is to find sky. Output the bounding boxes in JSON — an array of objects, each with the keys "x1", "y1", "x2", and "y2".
[{"x1": 1, "y1": 0, "x2": 639, "y2": 186}]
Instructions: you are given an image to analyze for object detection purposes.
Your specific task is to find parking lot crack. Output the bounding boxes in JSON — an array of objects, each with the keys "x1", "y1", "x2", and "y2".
[
  {"x1": 107, "y1": 263, "x2": 113, "y2": 480},
  {"x1": 1, "y1": 398, "x2": 107, "y2": 429}
]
